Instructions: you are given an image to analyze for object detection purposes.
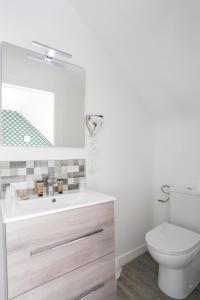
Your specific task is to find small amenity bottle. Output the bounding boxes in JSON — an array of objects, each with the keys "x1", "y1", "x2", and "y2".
[
  {"x1": 36, "y1": 180, "x2": 44, "y2": 197},
  {"x1": 57, "y1": 179, "x2": 64, "y2": 194}
]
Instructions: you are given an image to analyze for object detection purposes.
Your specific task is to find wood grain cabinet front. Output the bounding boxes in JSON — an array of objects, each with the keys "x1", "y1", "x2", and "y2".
[
  {"x1": 6, "y1": 202, "x2": 115, "y2": 299},
  {"x1": 13, "y1": 253, "x2": 115, "y2": 300}
]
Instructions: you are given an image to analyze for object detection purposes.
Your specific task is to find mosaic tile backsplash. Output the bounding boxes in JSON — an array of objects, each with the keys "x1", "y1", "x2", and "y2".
[{"x1": 0, "y1": 159, "x2": 85, "y2": 198}]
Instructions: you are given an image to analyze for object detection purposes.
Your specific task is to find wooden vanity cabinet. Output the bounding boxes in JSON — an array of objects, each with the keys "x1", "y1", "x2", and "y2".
[{"x1": 5, "y1": 201, "x2": 115, "y2": 300}]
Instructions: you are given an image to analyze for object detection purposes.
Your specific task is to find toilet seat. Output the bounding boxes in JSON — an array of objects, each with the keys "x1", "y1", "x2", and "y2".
[{"x1": 146, "y1": 222, "x2": 200, "y2": 256}]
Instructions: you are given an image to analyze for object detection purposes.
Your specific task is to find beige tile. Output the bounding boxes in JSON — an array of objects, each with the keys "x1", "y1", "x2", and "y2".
[
  {"x1": 0, "y1": 161, "x2": 9, "y2": 169},
  {"x1": 67, "y1": 165, "x2": 79, "y2": 173},
  {"x1": 48, "y1": 160, "x2": 55, "y2": 167},
  {"x1": 68, "y1": 178, "x2": 75, "y2": 185}
]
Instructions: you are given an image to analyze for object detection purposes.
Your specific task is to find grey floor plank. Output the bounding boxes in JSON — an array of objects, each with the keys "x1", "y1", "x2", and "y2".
[{"x1": 117, "y1": 252, "x2": 200, "y2": 300}]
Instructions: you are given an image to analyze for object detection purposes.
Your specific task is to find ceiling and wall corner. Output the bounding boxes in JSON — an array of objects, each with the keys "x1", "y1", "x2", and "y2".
[
  {"x1": 69, "y1": 0, "x2": 200, "y2": 121},
  {"x1": 0, "y1": 0, "x2": 153, "y2": 264}
]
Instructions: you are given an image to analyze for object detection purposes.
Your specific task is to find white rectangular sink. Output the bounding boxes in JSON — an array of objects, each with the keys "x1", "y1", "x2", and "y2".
[{"x1": 1, "y1": 190, "x2": 116, "y2": 223}]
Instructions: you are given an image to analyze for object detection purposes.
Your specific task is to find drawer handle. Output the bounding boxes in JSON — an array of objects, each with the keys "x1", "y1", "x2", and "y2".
[
  {"x1": 30, "y1": 228, "x2": 104, "y2": 256},
  {"x1": 74, "y1": 282, "x2": 104, "y2": 300}
]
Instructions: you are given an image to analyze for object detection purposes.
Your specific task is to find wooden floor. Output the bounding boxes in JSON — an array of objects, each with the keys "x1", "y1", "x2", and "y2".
[{"x1": 117, "y1": 252, "x2": 200, "y2": 300}]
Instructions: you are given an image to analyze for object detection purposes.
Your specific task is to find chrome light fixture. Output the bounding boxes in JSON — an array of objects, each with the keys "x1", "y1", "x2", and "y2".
[
  {"x1": 30, "y1": 41, "x2": 72, "y2": 67},
  {"x1": 32, "y1": 41, "x2": 72, "y2": 58}
]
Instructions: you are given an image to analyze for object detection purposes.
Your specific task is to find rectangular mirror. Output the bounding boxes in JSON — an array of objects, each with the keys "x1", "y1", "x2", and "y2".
[{"x1": 1, "y1": 42, "x2": 85, "y2": 147}]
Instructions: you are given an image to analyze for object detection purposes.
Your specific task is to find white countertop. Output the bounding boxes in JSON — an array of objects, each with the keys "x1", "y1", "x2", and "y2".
[{"x1": 1, "y1": 190, "x2": 116, "y2": 224}]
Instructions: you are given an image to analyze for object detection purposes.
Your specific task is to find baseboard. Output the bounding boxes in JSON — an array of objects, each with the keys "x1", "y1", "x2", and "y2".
[{"x1": 116, "y1": 243, "x2": 147, "y2": 279}]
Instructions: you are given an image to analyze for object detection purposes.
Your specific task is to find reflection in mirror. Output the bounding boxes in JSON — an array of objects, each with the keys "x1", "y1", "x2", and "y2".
[
  {"x1": 1, "y1": 42, "x2": 85, "y2": 147},
  {"x1": 2, "y1": 83, "x2": 54, "y2": 146}
]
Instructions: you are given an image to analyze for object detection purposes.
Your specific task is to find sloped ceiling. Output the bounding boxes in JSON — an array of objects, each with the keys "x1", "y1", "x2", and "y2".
[{"x1": 69, "y1": 0, "x2": 200, "y2": 121}]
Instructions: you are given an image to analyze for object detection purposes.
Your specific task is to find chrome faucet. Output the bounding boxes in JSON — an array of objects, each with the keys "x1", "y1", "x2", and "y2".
[{"x1": 46, "y1": 177, "x2": 56, "y2": 196}]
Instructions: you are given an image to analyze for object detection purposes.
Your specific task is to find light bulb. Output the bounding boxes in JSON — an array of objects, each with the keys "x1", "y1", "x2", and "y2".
[{"x1": 47, "y1": 49, "x2": 56, "y2": 58}]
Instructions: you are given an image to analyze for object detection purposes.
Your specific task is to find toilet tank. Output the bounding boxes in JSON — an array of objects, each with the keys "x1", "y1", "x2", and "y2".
[{"x1": 170, "y1": 187, "x2": 200, "y2": 234}]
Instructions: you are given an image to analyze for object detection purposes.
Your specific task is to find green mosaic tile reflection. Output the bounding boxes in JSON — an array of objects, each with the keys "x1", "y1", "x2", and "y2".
[{"x1": 2, "y1": 110, "x2": 52, "y2": 147}]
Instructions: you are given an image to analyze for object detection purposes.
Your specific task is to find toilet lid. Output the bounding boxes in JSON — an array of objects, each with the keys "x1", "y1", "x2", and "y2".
[{"x1": 145, "y1": 222, "x2": 200, "y2": 255}]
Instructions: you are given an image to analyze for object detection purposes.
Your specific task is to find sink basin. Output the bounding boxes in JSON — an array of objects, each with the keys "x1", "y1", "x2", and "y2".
[
  {"x1": 17, "y1": 191, "x2": 88, "y2": 210},
  {"x1": 1, "y1": 190, "x2": 116, "y2": 223}
]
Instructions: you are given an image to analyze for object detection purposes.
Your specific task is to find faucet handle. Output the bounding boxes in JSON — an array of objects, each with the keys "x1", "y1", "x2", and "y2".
[
  {"x1": 46, "y1": 177, "x2": 56, "y2": 196},
  {"x1": 47, "y1": 177, "x2": 56, "y2": 185}
]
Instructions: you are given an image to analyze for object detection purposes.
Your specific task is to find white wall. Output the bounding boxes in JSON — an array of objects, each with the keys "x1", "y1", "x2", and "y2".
[
  {"x1": 0, "y1": 0, "x2": 153, "y2": 264},
  {"x1": 69, "y1": 0, "x2": 200, "y2": 124},
  {"x1": 153, "y1": 116, "x2": 200, "y2": 225}
]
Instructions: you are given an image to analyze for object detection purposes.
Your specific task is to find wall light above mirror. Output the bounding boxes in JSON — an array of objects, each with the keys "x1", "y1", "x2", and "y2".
[{"x1": 1, "y1": 42, "x2": 85, "y2": 148}]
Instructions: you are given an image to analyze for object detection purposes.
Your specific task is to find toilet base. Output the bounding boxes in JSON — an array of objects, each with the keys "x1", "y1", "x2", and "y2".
[{"x1": 158, "y1": 263, "x2": 200, "y2": 299}]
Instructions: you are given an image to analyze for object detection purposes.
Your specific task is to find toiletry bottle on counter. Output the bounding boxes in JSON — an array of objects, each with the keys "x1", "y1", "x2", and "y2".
[
  {"x1": 5, "y1": 185, "x2": 17, "y2": 214},
  {"x1": 57, "y1": 179, "x2": 64, "y2": 194},
  {"x1": 5, "y1": 185, "x2": 11, "y2": 200},
  {"x1": 36, "y1": 180, "x2": 44, "y2": 197}
]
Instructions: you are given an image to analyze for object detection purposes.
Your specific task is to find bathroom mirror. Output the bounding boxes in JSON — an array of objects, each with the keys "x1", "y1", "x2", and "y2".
[{"x1": 0, "y1": 42, "x2": 85, "y2": 147}]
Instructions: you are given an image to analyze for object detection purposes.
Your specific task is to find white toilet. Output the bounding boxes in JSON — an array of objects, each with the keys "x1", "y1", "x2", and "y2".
[{"x1": 145, "y1": 187, "x2": 200, "y2": 299}]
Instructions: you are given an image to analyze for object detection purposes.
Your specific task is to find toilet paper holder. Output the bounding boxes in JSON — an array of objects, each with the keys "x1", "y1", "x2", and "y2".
[{"x1": 158, "y1": 185, "x2": 170, "y2": 203}]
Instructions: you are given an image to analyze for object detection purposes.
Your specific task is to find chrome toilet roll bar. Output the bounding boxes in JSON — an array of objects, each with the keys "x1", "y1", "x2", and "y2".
[{"x1": 158, "y1": 185, "x2": 170, "y2": 203}]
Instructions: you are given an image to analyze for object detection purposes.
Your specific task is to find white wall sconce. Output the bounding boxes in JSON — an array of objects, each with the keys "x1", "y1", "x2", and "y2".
[
  {"x1": 86, "y1": 115, "x2": 104, "y2": 137},
  {"x1": 86, "y1": 115, "x2": 104, "y2": 173}
]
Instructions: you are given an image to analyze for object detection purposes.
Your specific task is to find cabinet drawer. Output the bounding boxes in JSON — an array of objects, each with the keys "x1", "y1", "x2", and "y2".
[
  {"x1": 12, "y1": 254, "x2": 115, "y2": 300},
  {"x1": 6, "y1": 202, "x2": 114, "y2": 298}
]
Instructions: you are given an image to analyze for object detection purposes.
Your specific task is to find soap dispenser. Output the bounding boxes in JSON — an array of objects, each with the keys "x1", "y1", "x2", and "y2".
[{"x1": 5, "y1": 185, "x2": 17, "y2": 214}]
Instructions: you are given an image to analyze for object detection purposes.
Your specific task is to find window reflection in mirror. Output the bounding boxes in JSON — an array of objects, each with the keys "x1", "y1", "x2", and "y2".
[{"x1": 2, "y1": 83, "x2": 55, "y2": 146}]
